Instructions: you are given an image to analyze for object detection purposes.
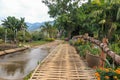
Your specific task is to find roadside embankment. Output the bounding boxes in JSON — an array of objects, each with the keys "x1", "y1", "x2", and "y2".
[{"x1": 0, "y1": 47, "x2": 29, "y2": 56}]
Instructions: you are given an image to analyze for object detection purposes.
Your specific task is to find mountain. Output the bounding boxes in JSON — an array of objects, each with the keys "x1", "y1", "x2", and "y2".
[
  {"x1": 26, "y1": 21, "x2": 54, "y2": 31},
  {"x1": 26, "y1": 22, "x2": 44, "y2": 31}
]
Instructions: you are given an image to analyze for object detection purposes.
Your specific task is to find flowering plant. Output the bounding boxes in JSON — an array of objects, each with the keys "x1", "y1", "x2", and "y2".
[
  {"x1": 95, "y1": 67, "x2": 120, "y2": 80},
  {"x1": 74, "y1": 38, "x2": 85, "y2": 46}
]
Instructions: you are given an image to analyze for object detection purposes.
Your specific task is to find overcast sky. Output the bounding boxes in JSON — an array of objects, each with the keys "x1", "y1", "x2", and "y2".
[{"x1": 0, "y1": 0, "x2": 54, "y2": 24}]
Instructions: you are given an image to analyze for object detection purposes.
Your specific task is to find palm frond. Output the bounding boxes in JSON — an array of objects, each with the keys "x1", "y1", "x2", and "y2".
[{"x1": 116, "y1": 8, "x2": 120, "y2": 21}]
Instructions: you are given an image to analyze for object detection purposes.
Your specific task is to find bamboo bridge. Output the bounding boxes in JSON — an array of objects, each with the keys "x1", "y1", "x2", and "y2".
[{"x1": 30, "y1": 43, "x2": 96, "y2": 80}]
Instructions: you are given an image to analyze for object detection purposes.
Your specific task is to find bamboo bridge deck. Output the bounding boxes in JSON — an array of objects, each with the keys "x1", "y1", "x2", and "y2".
[{"x1": 30, "y1": 44, "x2": 96, "y2": 80}]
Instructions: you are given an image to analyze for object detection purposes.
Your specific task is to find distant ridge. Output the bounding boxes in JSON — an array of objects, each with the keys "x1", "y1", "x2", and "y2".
[
  {"x1": 26, "y1": 22, "x2": 44, "y2": 31},
  {"x1": 26, "y1": 21, "x2": 54, "y2": 31}
]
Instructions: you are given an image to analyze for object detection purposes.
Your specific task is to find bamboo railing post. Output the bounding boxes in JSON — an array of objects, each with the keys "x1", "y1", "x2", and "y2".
[{"x1": 99, "y1": 38, "x2": 108, "y2": 68}]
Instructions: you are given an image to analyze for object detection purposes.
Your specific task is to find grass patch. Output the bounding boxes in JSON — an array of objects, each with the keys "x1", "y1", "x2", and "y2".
[
  {"x1": 24, "y1": 62, "x2": 42, "y2": 80},
  {"x1": 24, "y1": 71, "x2": 33, "y2": 80},
  {"x1": 24, "y1": 40, "x2": 49, "y2": 47}
]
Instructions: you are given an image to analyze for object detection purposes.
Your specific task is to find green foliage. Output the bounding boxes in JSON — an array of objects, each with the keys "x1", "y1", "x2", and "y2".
[
  {"x1": 44, "y1": 38, "x2": 55, "y2": 42},
  {"x1": 1, "y1": 16, "x2": 28, "y2": 42},
  {"x1": 40, "y1": 22, "x2": 58, "y2": 39},
  {"x1": 42, "y1": 0, "x2": 120, "y2": 41},
  {"x1": 42, "y1": 0, "x2": 79, "y2": 18},
  {"x1": 0, "y1": 26, "x2": 5, "y2": 40},
  {"x1": 89, "y1": 46, "x2": 100, "y2": 55},
  {"x1": 17, "y1": 31, "x2": 24, "y2": 42},
  {"x1": 0, "y1": 39, "x2": 3, "y2": 44},
  {"x1": 105, "y1": 43, "x2": 120, "y2": 67},
  {"x1": 42, "y1": 0, "x2": 81, "y2": 38},
  {"x1": 31, "y1": 31, "x2": 44, "y2": 41},
  {"x1": 2, "y1": 16, "x2": 27, "y2": 31},
  {"x1": 74, "y1": 39, "x2": 100, "y2": 58},
  {"x1": 7, "y1": 28, "x2": 14, "y2": 41},
  {"x1": 73, "y1": 38, "x2": 85, "y2": 46},
  {"x1": 110, "y1": 43, "x2": 120, "y2": 55},
  {"x1": 69, "y1": 40, "x2": 74, "y2": 45},
  {"x1": 95, "y1": 68, "x2": 120, "y2": 80},
  {"x1": 17, "y1": 31, "x2": 32, "y2": 42},
  {"x1": 77, "y1": 44, "x2": 91, "y2": 58},
  {"x1": 24, "y1": 72, "x2": 33, "y2": 80},
  {"x1": 25, "y1": 41, "x2": 48, "y2": 47},
  {"x1": 116, "y1": 8, "x2": 120, "y2": 21},
  {"x1": 25, "y1": 32, "x2": 32, "y2": 42}
]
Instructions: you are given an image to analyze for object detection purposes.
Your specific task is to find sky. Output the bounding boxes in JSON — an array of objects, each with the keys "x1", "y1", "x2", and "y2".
[{"x1": 0, "y1": 0, "x2": 54, "y2": 24}]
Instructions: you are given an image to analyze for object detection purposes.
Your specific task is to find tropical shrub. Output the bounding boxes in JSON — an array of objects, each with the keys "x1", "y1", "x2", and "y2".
[
  {"x1": 95, "y1": 67, "x2": 120, "y2": 80},
  {"x1": 0, "y1": 39, "x2": 3, "y2": 44},
  {"x1": 110, "y1": 43, "x2": 120, "y2": 55},
  {"x1": 69, "y1": 39, "x2": 74, "y2": 45},
  {"x1": 90, "y1": 46, "x2": 101, "y2": 56},
  {"x1": 77, "y1": 44, "x2": 91, "y2": 58},
  {"x1": 107, "y1": 43, "x2": 120, "y2": 67},
  {"x1": 74, "y1": 38, "x2": 85, "y2": 46},
  {"x1": 45, "y1": 38, "x2": 55, "y2": 42}
]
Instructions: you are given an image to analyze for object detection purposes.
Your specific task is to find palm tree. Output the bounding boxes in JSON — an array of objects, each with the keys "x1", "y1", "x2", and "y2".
[
  {"x1": 2, "y1": 16, "x2": 27, "y2": 42},
  {"x1": 0, "y1": 26, "x2": 5, "y2": 41},
  {"x1": 40, "y1": 22, "x2": 57, "y2": 38},
  {"x1": 19, "y1": 17, "x2": 27, "y2": 30}
]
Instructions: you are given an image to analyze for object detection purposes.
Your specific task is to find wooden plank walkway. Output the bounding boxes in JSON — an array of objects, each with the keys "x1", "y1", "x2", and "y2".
[{"x1": 30, "y1": 44, "x2": 96, "y2": 80}]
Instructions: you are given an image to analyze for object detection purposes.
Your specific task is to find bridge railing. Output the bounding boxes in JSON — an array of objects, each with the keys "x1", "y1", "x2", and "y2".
[{"x1": 72, "y1": 34, "x2": 120, "y2": 65}]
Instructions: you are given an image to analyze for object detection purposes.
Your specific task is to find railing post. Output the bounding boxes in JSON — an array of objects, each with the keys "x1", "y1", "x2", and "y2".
[{"x1": 100, "y1": 38, "x2": 108, "y2": 67}]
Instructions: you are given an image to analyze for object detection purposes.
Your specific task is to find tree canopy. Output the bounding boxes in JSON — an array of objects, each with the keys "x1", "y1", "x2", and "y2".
[
  {"x1": 42, "y1": 0, "x2": 120, "y2": 41},
  {"x1": 2, "y1": 16, "x2": 27, "y2": 31},
  {"x1": 1, "y1": 16, "x2": 30, "y2": 42}
]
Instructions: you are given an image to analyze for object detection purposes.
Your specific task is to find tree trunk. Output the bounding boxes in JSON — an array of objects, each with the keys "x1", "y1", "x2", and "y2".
[{"x1": 68, "y1": 31, "x2": 72, "y2": 39}]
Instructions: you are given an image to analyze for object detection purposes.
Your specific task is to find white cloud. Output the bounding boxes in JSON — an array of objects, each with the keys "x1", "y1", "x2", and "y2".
[{"x1": 0, "y1": 0, "x2": 54, "y2": 23}]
